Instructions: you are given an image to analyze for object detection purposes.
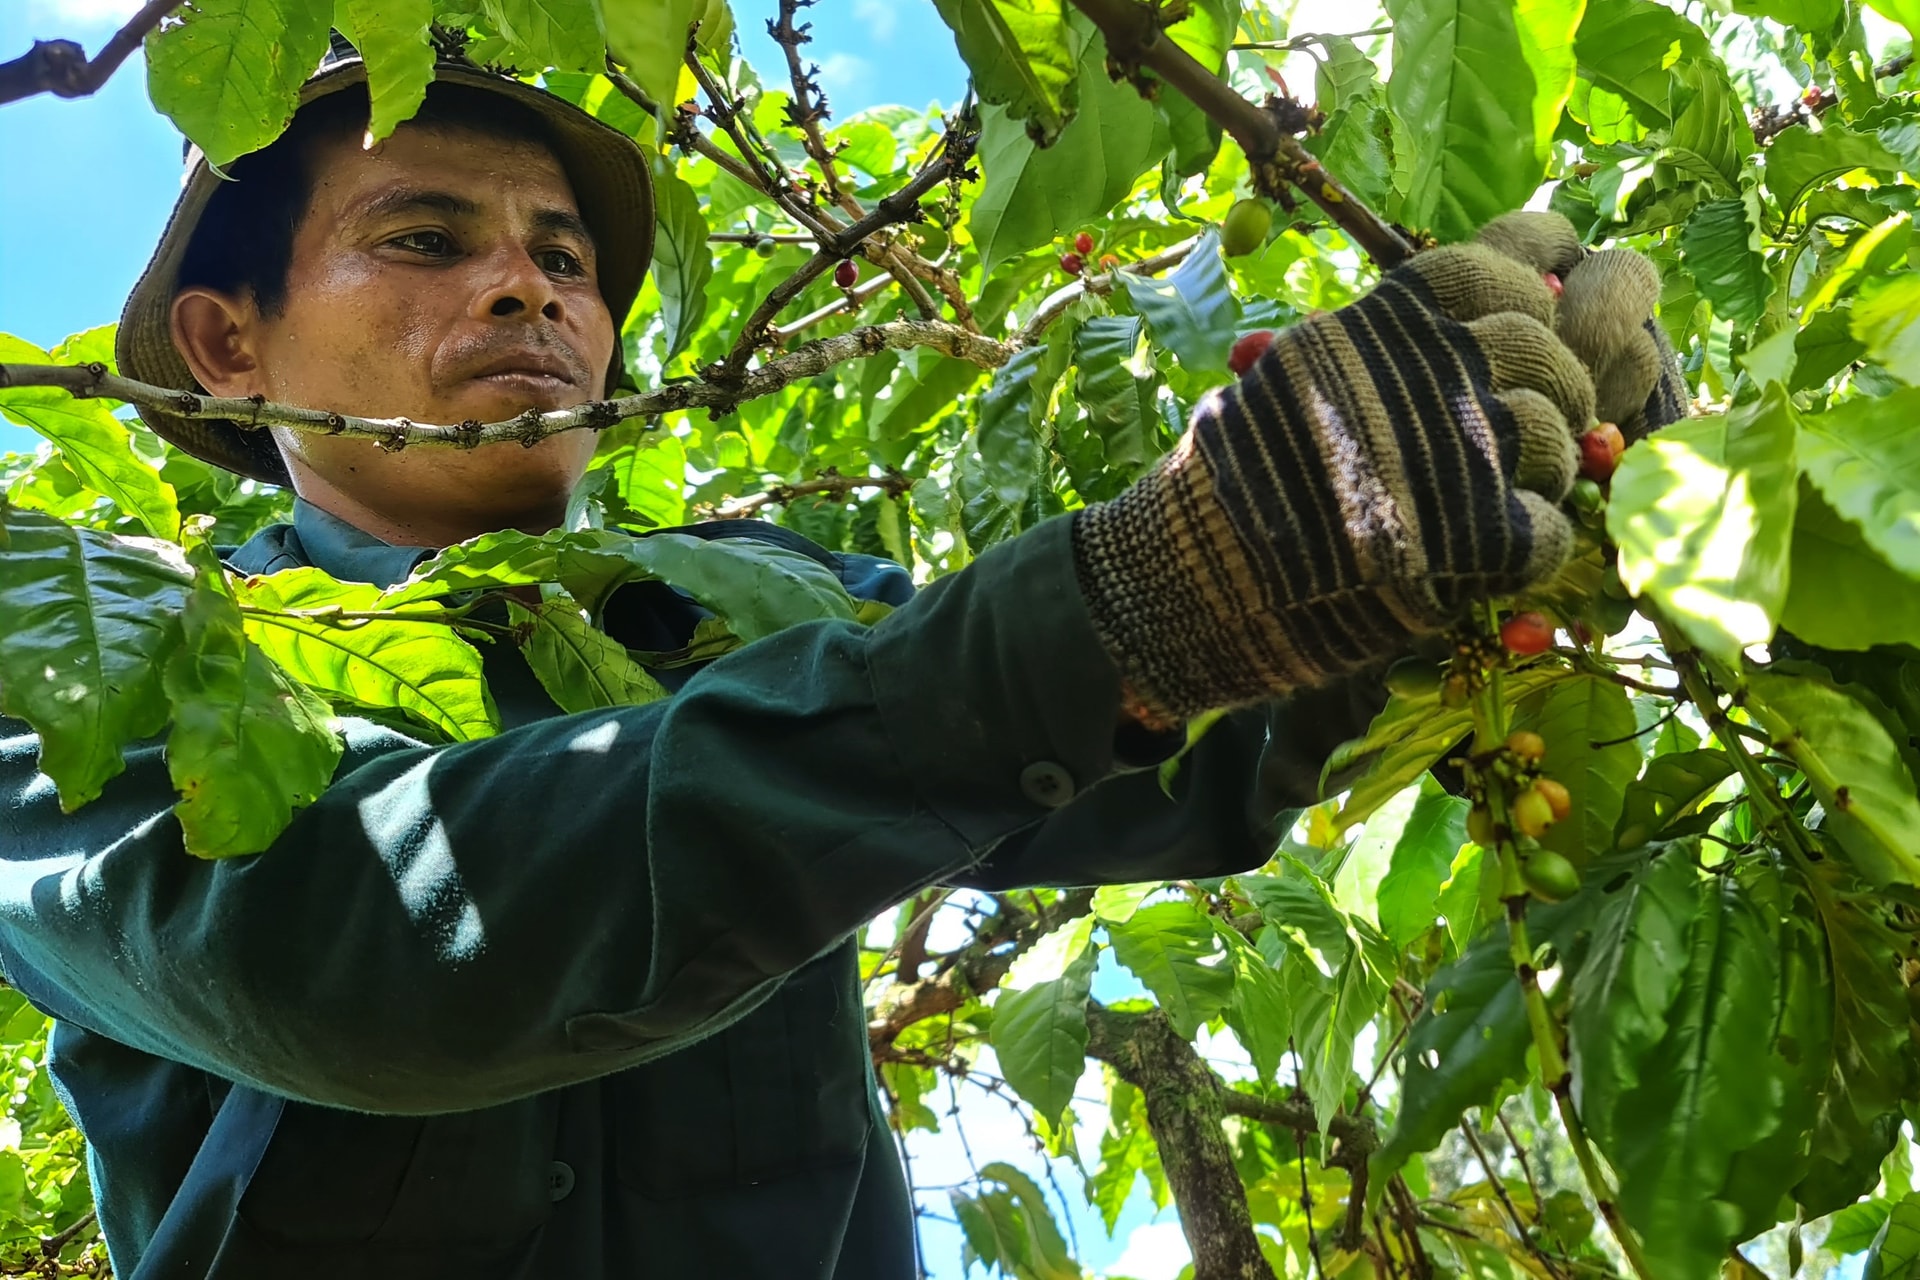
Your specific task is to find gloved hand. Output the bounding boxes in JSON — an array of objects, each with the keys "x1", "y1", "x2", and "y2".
[{"x1": 1072, "y1": 212, "x2": 1680, "y2": 727}]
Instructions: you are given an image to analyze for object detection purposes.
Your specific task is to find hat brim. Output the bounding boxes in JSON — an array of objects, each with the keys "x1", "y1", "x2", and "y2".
[{"x1": 117, "y1": 59, "x2": 656, "y2": 486}]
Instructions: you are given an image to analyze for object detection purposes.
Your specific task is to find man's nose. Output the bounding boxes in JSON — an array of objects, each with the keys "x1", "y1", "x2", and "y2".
[{"x1": 472, "y1": 244, "x2": 564, "y2": 323}]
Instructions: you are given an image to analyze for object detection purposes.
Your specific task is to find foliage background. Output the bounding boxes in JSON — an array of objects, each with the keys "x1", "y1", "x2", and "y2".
[{"x1": 8, "y1": 0, "x2": 1920, "y2": 1278}]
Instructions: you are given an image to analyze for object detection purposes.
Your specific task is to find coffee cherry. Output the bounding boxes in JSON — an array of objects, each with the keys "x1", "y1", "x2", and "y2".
[
  {"x1": 1568, "y1": 477, "x2": 1606, "y2": 523},
  {"x1": 1523, "y1": 849, "x2": 1581, "y2": 901},
  {"x1": 1579, "y1": 422, "x2": 1626, "y2": 483},
  {"x1": 1543, "y1": 271, "x2": 1564, "y2": 300},
  {"x1": 1500, "y1": 612, "x2": 1555, "y2": 656},
  {"x1": 1505, "y1": 730, "x2": 1547, "y2": 763},
  {"x1": 1074, "y1": 231, "x2": 1095, "y2": 255},
  {"x1": 1060, "y1": 252, "x2": 1084, "y2": 276},
  {"x1": 833, "y1": 259, "x2": 859, "y2": 288},
  {"x1": 1384, "y1": 656, "x2": 1443, "y2": 699},
  {"x1": 1512, "y1": 787, "x2": 1556, "y2": 839},
  {"x1": 1534, "y1": 777, "x2": 1573, "y2": 822},
  {"x1": 1467, "y1": 806, "x2": 1496, "y2": 849},
  {"x1": 1222, "y1": 198, "x2": 1272, "y2": 257},
  {"x1": 1228, "y1": 330, "x2": 1275, "y2": 376},
  {"x1": 753, "y1": 236, "x2": 778, "y2": 258},
  {"x1": 1098, "y1": 253, "x2": 1121, "y2": 271}
]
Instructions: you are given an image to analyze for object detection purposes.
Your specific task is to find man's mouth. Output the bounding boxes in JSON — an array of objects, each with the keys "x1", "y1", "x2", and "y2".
[{"x1": 465, "y1": 351, "x2": 581, "y2": 392}]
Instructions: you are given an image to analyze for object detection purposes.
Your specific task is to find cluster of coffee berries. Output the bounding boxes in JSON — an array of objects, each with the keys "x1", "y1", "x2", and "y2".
[
  {"x1": 1467, "y1": 730, "x2": 1582, "y2": 901},
  {"x1": 1060, "y1": 231, "x2": 1096, "y2": 276}
]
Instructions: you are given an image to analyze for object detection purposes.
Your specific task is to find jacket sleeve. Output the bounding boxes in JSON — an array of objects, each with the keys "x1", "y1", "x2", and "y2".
[{"x1": 0, "y1": 514, "x2": 1374, "y2": 1116}]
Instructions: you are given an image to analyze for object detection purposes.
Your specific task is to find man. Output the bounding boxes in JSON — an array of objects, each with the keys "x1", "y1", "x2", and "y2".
[{"x1": 0, "y1": 40, "x2": 1676, "y2": 1280}]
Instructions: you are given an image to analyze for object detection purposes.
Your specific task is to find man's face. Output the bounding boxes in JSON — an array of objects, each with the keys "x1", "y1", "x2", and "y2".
[{"x1": 173, "y1": 118, "x2": 619, "y2": 543}]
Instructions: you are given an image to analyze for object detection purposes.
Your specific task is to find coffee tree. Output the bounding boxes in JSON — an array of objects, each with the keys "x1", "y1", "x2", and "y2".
[{"x1": 5, "y1": 0, "x2": 1920, "y2": 1276}]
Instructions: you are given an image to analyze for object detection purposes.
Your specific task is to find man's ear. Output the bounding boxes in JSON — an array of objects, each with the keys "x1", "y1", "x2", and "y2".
[{"x1": 170, "y1": 287, "x2": 263, "y2": 397}]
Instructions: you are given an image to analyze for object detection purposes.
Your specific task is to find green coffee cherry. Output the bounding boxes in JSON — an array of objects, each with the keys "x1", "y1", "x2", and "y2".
[
  {"x1": 1384, "y1": 657, "x2": 1443, "y2": 699},
  {"x1": 1222, "y1": 198, "x2": 1272, "y2": 257},
  {"x1": 1523, "y1": 849, "x2": 1580, "y2": 901}
]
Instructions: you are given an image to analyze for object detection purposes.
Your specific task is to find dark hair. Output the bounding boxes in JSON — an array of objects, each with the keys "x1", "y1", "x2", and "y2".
[{"x1": 176, "y1": 81, "x2": 558, "y2": 316}]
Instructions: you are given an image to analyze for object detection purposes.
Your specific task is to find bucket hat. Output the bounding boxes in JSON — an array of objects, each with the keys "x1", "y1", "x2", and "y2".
[{"x1": 116, "y1": 37, "x2": 656, "y2": 484}]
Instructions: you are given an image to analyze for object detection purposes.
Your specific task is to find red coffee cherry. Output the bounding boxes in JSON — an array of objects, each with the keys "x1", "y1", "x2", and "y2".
[
  {"x1": 1579, "y1": 422, "x2": 1626, "y2": 483},
  {"x1": 1228, "y1": 330, "x2": 1275, "y2": 376},
  {"x1": 833, "y1": 259, "x2": 859, "y2": 288},
  {"x1": 1060, "y1": 252, "x2": 1084, "y2": 276},
  {"x1": 1500, "y1": 612, "x2": 1555, "y2": 656},
  {"x1": 1074, "y1": 231, "x2": 1095, "y2": 255}
]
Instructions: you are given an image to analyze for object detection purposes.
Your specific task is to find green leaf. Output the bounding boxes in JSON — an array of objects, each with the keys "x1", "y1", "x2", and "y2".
[
  {"x1": 1852, "y1": 272, "x2": 1920, "y2": 384},
  {"x1": 649, "y1": 158, "x2": 712, "y2": 363},
  {"x1": 1765, "y1": 124, "x2": 1904, "y2": 219},
  {"x1": 1090, "y1": 881, "x2": 1160, "y2": 925},
  {"x1": 1325, "y1": 665, "x2": 1568, "y2": 827},
  {"x1": 1607, "y1": 390, "x2": 1800, "y2": 662},
  {"x1": 143, "y1": 0, "x2": 334, "y2": 168},
  {"x1": 1587, "y1": 868, "x2": 1783, "y2": 1279},
  {"x1": 1865, "y1": 0, "x2": 1920, "y2": 42},
  {"x1": 968, "y1": 13, "x2": 1170, "y2": 271},
  {"x1": 389, "y1": 528, "x2": 857, "y2": 642},
  {"x1": 1374, "y1": 928, "x2": 1530, "y2": 1176},
  {"x1": 1568, "y1": 851, "x2": 1701, "y2": 1154},
  {"x1": 1384, "y1": 0, "x2": 1584, "y2": 239},
  {"x1": 975, "y1": 345, "x2": 1058, "y2": 505},
  {"x1": 237, "y1": 570, "x2": 499, "y2": 743},
  {"x1": 0, "y1": 335, "x2": 180, "y2": 540},
  {"x1": 929, "y1": 0, "x2": 1076, "y2": 145},
  {"x1": 1118, "y1": 229, "x2": 1240, "y2": 377},
  {"x1": 1797, "y1": 389, "x2": 1920, "y2": 577},
  {"x1": 1304, "y1": 37, "x2": 1396, "y2": 210},
  {"x1": 333, "y1": 0, "x2": 435, "y2": 142},
  {"x1": 1748, "y1": 670, "x2": 1920, "y2": 888},
  {"x1": 991, "y1": 917, "x2": 1097, "y2": 1128},
  {"x1": 1514, "y1": 675, "x2": 1641, "y2": 863},
  {"x1": 1803, "y1": 213, "x2": 1911, "y2": 316},
  {"x1": 1215, "y1": 921, "x2": 1290, "y2": 1085},
  {"x1": 1613, "y1": 750, "x2": 1735, "y2": 850},
  {"x1": 1375, "y1": 777, "x2": 1469, "y2": 947},
  {"x1": 1666, "y1": 60, "x2": 1751, "y2": 192},
  {"x1": 1679, "y1": 198, "x2": 1773, "y2": 327},
  {"x1": 506, "y1": 598, "x2": 667, "y2": 712},
  {"x1": 1781, "y1": 486, "x2": 1920, "y2": 651},
  {"x1": 977, "y1": 1163, "x2": 1080, "y2": 1280},
  {"x1": 1104, "y1": 900, "x2": 1234, "y2": 1039},
  {"x1": 163, "y1": 546, "x2": 341, "y2": 857},
  {"x1": 1072, "y1": 316, "x2": 1158, "y2": 472},
  {"x1": 1866, "y1": 1195, "x2": 1920, "y2": 1280},
  {"x1": 602, "y1": 0, "x2": 702, "y2": 134},
  {"x1": 0, "y1": 508, "x2": 191, "y2": 808},
  {"x1": 1573, "y1": 0, "x2": 1712, "y2": 128},
  {"x1": 1798, "y1": 875, "x2": 1912, "y2": 1215},
  {"x1": 485, "y1": 0, "x2": 604, "y2": 70}
]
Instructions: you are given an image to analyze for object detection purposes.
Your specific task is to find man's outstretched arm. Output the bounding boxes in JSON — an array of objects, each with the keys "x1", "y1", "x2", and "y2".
[{"x1": 0, "y1": 517, "x2": 1263, "y2": 1116}]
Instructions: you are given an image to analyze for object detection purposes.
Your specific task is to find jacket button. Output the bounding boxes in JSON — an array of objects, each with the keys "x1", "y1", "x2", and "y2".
[
  {"x1": 548, "y1": 1161, "x2": 576, "y2": 1202},
  {"x1": 1019, "y1": 761, "x2": 1074, "y2": 808}
]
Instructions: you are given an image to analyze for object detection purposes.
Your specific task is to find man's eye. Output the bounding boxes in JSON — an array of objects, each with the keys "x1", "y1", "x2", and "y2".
[
  {"x1": 391, "y1": 231, "x2": 453, "y2": 256},
  {"x1": 538, "y1": 249, "x2": 586, "y2": 277}
]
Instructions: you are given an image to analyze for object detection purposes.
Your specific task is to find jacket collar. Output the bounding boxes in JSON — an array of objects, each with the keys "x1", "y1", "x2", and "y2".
[{"x1": 283, "y1": 500, "x2": 436, "y2": 590}]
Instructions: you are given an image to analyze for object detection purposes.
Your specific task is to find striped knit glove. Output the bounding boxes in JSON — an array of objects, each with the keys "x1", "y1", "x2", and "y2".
[{"x1": 1072, "y1": 214, "x2": 1655, "y2": 727}]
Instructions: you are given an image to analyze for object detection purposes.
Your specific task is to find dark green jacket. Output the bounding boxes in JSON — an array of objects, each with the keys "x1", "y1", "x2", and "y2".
[{"x1": 0, "y1": 500, "x2": 1380, "y2": 1279}]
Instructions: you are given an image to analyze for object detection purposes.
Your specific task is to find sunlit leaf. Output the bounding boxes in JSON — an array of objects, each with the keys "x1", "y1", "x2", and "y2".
[
  {"x1": 929, "y1": 0, "x2": 1075, "y2": 144},
  {"x1": 1607, "y1": 390, "x2": 1799, "y2": 662},
  {"x1": 163, "y1": 543, "x2": 341, "y2": 857},
  {"x1": 333, "y1": 0, "x2": 435, "y2": 142},
  {"x1": 0, "y1": 507, "x2": 191, "y2": 808},
  {"x1": 144, "y1": 0, "x2": 334, "y2": 167}
]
